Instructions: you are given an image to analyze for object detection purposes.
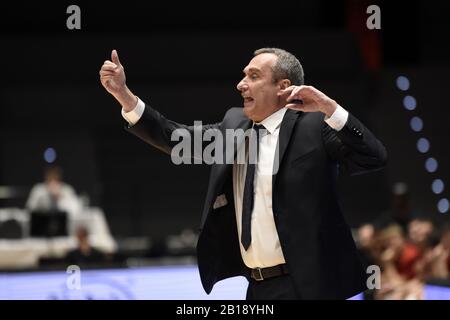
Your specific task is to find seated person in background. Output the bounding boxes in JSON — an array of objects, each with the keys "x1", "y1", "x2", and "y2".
[
  {"x1": 414, "y1": 224, "x2": 450, "y2": 281},
  {"x1": 65, "y1": 226, "x2": 106, "y2": 265},
  {"x1": 356, "y1": 222, "x2": 377, "y2": 267},
  {"x1": 370, "y1": 224, "x2": 424, "y2": 299},
  {"x1": 407, "y1": 217, "x2": 435, "y2": 252},
  {"x1": 26, "y1": 165, "x2": 82, "y2": 219}
]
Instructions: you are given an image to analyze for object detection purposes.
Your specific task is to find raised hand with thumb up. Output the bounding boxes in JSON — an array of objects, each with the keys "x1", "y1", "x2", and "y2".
[{"x1": 99, "y1": 50, "x2": 137, "y2": 112}]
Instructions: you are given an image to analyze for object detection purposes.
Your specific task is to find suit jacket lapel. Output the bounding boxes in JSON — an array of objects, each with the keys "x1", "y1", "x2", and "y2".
[{"x1": 272, "y1": 109, "x2": 301, "y2": 189}]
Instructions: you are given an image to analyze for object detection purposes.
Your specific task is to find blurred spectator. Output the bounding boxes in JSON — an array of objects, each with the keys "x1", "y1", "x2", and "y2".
[
  {"x1": 65, "y1": 225, "x2": 106, "y2": 265},
  {"x1": 370, "y1": 224, "x2": 424, "y2": 299},
  {"x1": 374, "y1": 276, "x2": 424, "y2": 300},
  {"x1": 358, "y1": 223, "x2": 375, "y2": 249},
  {"x1": 407, "y1": 217, "x2": 435, "y2": 250},
  {"x1": 414, "y1": 225, "x2": 450, "y2": 281},
  {"x1": 356, "y1": 223, "x2": 376, "y2": 266},
  {"x1": 371, "y1": 224, "x2": 421, "y2": 280},
  {"x1": 442, "y1": 226, "x2": 450, "y2": 273},
  {"x1": 26, "y1": 165, "x2": 82, "y2": 219}
]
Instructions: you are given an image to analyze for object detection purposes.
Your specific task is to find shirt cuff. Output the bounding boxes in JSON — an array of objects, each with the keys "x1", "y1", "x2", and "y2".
[
  {"x1": 121, "y1": 98, "x2": 145, "y2": 125},
  {"x1": 324, "y1": 104, "x2": 348, "y2": 131}
]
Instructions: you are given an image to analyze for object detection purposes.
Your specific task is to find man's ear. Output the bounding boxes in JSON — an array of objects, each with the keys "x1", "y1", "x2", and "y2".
[{"x1": 279, "y1": 79, "x2": 291, "y2": 90}]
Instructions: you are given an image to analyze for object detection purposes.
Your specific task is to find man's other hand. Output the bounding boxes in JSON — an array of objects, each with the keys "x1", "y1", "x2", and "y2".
[
  {"x1": 100, "y1": 50, "x2": 126, "y2": 95},
  {"x1": 278, "y1": 85, "x2": 337, "y2": 117},
  {"x1": 99, "y1": 50, "x2": 137, "y2": 112}
]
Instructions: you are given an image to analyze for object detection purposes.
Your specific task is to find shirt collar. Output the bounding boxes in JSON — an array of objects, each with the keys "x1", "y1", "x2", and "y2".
[{"x1": 254, "y1": 107, "x2": 288, "y2": 135}]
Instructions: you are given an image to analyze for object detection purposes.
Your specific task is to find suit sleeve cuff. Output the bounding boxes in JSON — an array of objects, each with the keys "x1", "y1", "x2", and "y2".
[
  {"x1": 324, "y1": 104, "x2": 348, "y2": 131},
  {"x1": 121, "y1": 97, "x2": 145, "y2": 125}
]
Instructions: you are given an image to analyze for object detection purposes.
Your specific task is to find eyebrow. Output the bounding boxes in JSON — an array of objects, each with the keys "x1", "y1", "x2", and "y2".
[{"x1": 243, "y1": 67, "x2": 262, "y2": 74}]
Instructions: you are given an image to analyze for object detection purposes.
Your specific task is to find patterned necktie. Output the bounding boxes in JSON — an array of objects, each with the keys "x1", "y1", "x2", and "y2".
[{"x1": 241, "y1": 124, "x2": 265, "y2": 250}]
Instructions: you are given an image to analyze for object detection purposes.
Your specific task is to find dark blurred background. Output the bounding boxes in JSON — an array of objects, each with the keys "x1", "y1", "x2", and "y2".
[{"x1": 1, "y1": 0, "x2": 449, "y2": 239}]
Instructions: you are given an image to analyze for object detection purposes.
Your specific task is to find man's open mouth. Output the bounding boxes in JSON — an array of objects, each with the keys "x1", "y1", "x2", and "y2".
[{"x1": 243, "y1": 97, "x2": 254, "y2": 103}]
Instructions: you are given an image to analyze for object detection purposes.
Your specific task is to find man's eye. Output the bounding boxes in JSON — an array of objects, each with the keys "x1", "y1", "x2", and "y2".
[{"x1": 251, "y1": 74, "x2": 258, "y2": 79}]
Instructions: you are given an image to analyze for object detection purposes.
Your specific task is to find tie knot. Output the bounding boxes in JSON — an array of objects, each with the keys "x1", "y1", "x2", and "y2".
[{"x1": 253, "y1": 124, "x2": 266, "y2": 137}]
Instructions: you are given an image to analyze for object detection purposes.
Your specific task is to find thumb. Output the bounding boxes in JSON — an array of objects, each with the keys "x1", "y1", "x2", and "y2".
[{"x1": 111, "y1": 49, "x2": 121, "y2": 66}]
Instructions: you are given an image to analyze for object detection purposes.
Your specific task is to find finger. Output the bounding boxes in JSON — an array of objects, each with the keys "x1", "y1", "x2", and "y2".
[
  {"x1": 100, "y1": 73, "x2": 114, "y2": 79},
  {"x1": 100, "y1": 76, "x2": 114, "y2": 82},
  {"x1": 111, "y1": 49, "x2": 121, "y2": 66},
  {"x1": 99, "y1": 70, "x2": 116, "y2": 77},
  {"x1": 277, "y1": 90, "x2": 291, "y2": 98},
  {"x1": 302, "y1": 85, "x2": 324, "y2": 99},
  {"x1": 278, "y1": 85, "x2": 296, "y2": 95},
  {"x1": 287, "y1": 86, "x2": 302, "y2": 101},
  {"x1": 288, "y1": 85, "x2": 316, "y2": 101},
  {"x1": 104, "y1": 60, "x2": 117, "y2": 68},
  {"x1": 101, "y1": 64, "x2": 119, "y2": 72}
]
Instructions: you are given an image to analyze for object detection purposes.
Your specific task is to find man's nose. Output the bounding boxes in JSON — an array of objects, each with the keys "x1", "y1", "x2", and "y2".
[{"x1": 236, "y1": 80, "x2": 248, "y2": 92}]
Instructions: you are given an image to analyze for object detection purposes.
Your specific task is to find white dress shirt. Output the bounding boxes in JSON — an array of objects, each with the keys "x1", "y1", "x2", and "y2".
[
  {"x1": 26, "y1": 183, "x2": 82, "y2": 219},
  {"x1": 123, "y1": 98, "x2": 349, "y2": 268}
]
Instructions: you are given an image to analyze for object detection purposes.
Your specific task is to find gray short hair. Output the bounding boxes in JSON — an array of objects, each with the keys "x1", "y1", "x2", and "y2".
[{"x1": 254, "y1": 48, "x2": 304, "y2": 86}]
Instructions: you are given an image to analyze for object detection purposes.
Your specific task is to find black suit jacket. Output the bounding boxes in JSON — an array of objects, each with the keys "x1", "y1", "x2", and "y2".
[{"x1": 126, "y1": 105, "x2": 387, "y2": 299}]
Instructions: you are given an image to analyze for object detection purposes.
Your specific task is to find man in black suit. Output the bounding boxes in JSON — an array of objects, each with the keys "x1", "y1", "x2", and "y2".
[{"x1": 99, "y1": 48, "x2": 387, "y2": 300}]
